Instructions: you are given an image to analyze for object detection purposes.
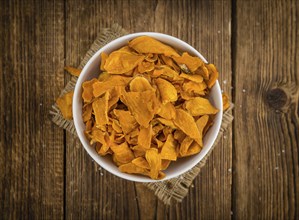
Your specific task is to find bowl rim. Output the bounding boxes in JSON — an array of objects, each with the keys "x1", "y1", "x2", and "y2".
[{"x1": 73, "y1": 32, "x2": 223, "y2": 182}]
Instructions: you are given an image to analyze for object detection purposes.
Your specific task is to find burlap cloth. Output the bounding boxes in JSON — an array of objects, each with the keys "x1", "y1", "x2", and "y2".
[{"x1": 50, "y1": 24, "x2": 234, "y2": 205}]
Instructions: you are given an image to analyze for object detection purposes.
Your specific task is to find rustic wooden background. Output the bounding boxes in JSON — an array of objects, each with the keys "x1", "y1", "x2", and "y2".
[{"x1": 0, "y1": 0, "x2": 298, "y2": 219}]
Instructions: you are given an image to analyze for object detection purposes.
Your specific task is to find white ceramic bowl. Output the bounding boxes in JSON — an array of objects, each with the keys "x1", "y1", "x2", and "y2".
[{"x1": 73, "y1": 32, "x2": 223, "y2": 182}]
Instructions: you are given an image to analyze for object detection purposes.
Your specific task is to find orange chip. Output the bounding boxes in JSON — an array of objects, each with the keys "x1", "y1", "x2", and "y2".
[
  {"x1": 195, "y1": 65, "x2": 209, "y2": 80},
  {"x1": 161, "y1": 159, "x2": 171, "y2": 170},
  {"x1": 156, "y1": 118, "x2": 177, "y2": 129},
  {"x1": 182, "y1": 141, "x2": 202, "y2": 157},
  {"x1": 160, "y1": 55, "x2": 181, "y2": 72},
  {"x1": 113, "y1": 109, "x2": 138, "y2": 134},
  {"x1": 180, "y1": 73, "x2": 203, "y2": 83},
  {"x1": 137, "y1": 61, "x2": 155, "y2": 73},
  {"x1": 184, "y1": 97, "x2": 219, "y2": 116},
  {"x1": 119, "y1": 162, "x2": 149, "y2": 176},
  {"x1": 93, "y1": 75, "x2": 131, "y2": 98},
  {"x1": 120, "y1": 90, "x2": 160, "y2": 128},
  {"x1": 82, "y1": 103, "x2": 92, "y2": 122},
  {"x1": 82, "y1": 78, "x2": 98, "y2": 103},
  {"x1": 179, "y1": 136, "x2": 194, "y2": 156},
  {"x1": 195, "y1": 115, "x2": 209, "y2": 146},
  {"x1": 64, "y1": 66, "x2": 81, "y2": 77},
  {"x1": 100, "y1": 52, "x2": 108, "y2": 71},
  {"x1": 132, "y1": 157, "x2": 150, "y2": 169},
  {"x1": 92, "y1": 92, "x2": 109, "y2": 128},
  {"x1": 152, "y1": 123, "x2": 164, "y2": 136},
  {"x1": 129, "y1": 76, "x2": 154, "y2": 92},
  {"x1": 98, "y1": 71, "x2": 111, "y2": 81},
  {"x1": 222, "y1": 93, "x2": 230, "y2": 111},
  {"x1": 160, "y1": 134, "x2": 177, "y2": 161},
  {"x1": 104, "y1": 50, "x2": 145, "y2": 74},
  {"x1": 129, "y1": 36, "x2": 180, "y2": 57},
  {"x1": 172, "y1": 52, "x2": 204, "y2": 72},
  {"x1": 157, "y1": 102, "x2": 176, "y2": 120},
  {"x1": 56, "y1": 91, "x2": 73, "y2": 120},
  {"x1": 206, "y1": 63, "x2": 219, "y2": 88},
  {"x1": 182, "y1": 81, "x2": 207, "y2": 95},
  {"x1": 108, "y1": 86, "x2": 121, "y2": 110},
  {"x1": 111, "y1": 119, "x2": 123, "y2": 133},
  {"x1": 173, "y1": 130, "x2": 186, "y2": 143},
  {"x1": 155, "y1": 78, "x2": 178, "y2": 104},
  {"x1": 110, "y1": 142, "x2": 135, "y2": 165},
  {"x1": 145, "y1": 148, "x2": 161, "y2": 180},
  {"x1": 173, "y1": 109, "x2": 200, "y2": 141},
  {"x1": 138, "y1": 125, "x2": 153, "y2": 150}
]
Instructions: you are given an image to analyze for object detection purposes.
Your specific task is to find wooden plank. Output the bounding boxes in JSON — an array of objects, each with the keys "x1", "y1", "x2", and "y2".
[
  {"x1": 64, "y1": 1, "x2": 141, "y2": 219},
  {"x1": 0, "y1": 0, "x2": 65, "y2": 219},
  {"x1": 233, "y1": 0, "x2": 299, "y2": 219},
  {"x1": 64, "y1": 0, "x2": 232, "y2": 219}
]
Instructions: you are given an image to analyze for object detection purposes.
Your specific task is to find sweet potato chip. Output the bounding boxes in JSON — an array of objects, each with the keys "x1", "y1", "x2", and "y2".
[
  {"x1": 182, "y1": 81, "x2": 207, "y2": 95},
  {"x1": 82, "y1": 103, "x2": 92, "y2": 122},
  {"x1": 157, "y1": 102, "x2": 176, "y2": 120},
  {"x1": 156, "y1": 118, "x2": 177, "y2": 129},
  {"x1": 120, "y1": 90, "x2": 159, "y2": 127},
  {"x1": 92, "y1": 92, "x2": 109, "y2": 128},
  {"x1": 206, "y1": 63, "x2": 219, "y2": 88},
  {"x1": 155, "y1": 78, "x2": 178, "y2": 104},
  {"x1": 173, "y1": 109, "x2": 200, "y2": 141},
  {"x1": 111, "y1": 142, "x2": 135, "y2": 165},
  {"x1": 145, "y1": 148, "x2": 161, "y2": 180},
  {"x1": 173, "y1": 130, "x2": 186, "y2": 143},
  {"x1": 129, "y1": 36, "x2": 180, "y2": 57},
  {"x1": 56, "y1": 91, "x2": 73, "y2": 120},
  {"x1": 161, "y1": 160, "x2": 171, "y2": 170},
  {"x1": 183, "y1": 141, "x2": 202, "y2": 157},
  {"x1": 180, "y1": 73, "x2": 203, "y2": 83},
  {"x1": 160, "y1": 134, "x2": 177, "y2": 161},
  {"x1": 64, "y1": 66, "x2": 81, "y2": 77},
  {"x1": 113, "y1": 109, "x2": 138, "y2": 134},
  {"x1": 184, "y1": 97, "x2": 218, "y2": 116},
  {"x1": 104, "y1": 50, "x2": 145, "y2": 74},
  {"x1": 82, "y1": 78, "x2": 98, "y2": 103},
  {"x1": 129, "y1": 76, "x2": 154, "y2": 92},
  {"x1": 160, "y1": 55, "x2": 181, "y2": 72},
  {"x1": 179, "y1": 136, "x2": 194, "y2": 156},
  {"x1": 138, "y1": 125, "x2": 153, "y2": 150},
  {"x1": 100, "y1": 52, "x2": 108, "y2": 71},
  {"x1": 119, "y1": 162, "x2": 149, "y2": 176},
  {"x1": 93, "y1": 75, "x2": 131, "y2": 98},
  {"x1": 132, "y1": 157, "x2": 150, "y2": 169},
  {"x1": 137, "y1": 61, "x2": 155, "y2": 73},
  {"x1": 172, "y1": 52, "x2": 204, "y2": 72},
  {"x1": 195, "y1": 115, "x2": 209, "y2": 146}
]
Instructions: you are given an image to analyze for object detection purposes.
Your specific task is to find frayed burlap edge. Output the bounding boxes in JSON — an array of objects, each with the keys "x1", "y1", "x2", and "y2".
[{"x1": 50, "y1": 24, "x2": 234, "y2": 205}]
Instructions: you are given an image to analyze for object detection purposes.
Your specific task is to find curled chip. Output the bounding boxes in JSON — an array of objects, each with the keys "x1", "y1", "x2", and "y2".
[
  {"x1": 57, "y1": 36, "x2": 228, "y2": 180},
  {"x1": 56, "y1": 91, "x2": 73, "y2": 120},
  {"x1": 64, "y1": 66, "x2": 82, "y2": 77}
]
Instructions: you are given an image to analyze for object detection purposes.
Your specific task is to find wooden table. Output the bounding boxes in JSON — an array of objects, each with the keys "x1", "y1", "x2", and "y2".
[{"x1": 1, "y1": 0, "x2": 298, "y2": 219}]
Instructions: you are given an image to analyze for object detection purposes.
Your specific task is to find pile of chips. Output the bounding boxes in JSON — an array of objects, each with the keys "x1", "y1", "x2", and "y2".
[{"x1": 56, "y1": 36, "x2": 229, "y2": 180}]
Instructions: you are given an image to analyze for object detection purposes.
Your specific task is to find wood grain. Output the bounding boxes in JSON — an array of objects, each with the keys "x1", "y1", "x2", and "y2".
[
  {"x1": 233, "y1": 0, "x2": 299, "y2": 219},
  {"x1": 1, "y1": 0, "x2": 298, "y2": 219},
  {"x1": 0, "y1": 0, "x2": 65, "y2": 219}
]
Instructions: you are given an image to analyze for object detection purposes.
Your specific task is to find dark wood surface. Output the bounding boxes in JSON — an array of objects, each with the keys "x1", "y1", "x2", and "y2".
[{"x1": 0, "y1": 0, "x2": 298, "y2": 219}]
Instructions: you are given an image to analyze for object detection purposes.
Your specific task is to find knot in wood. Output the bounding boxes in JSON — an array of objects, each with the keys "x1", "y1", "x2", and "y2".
[{"x1": 265, "y1": 88, "x2": 288, "y2": 110}]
